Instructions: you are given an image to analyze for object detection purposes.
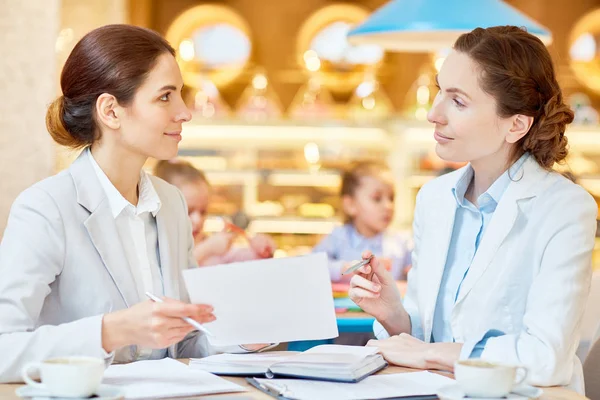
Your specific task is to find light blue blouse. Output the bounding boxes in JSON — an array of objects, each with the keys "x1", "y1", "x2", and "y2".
[{"x1": 431, "y1": 153, "x2": 529, "y2": 356}]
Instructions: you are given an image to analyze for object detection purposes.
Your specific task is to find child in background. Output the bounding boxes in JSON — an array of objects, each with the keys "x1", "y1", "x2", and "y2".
[
  {"x1": 313, "y1": 161, "x2": 412, "y2": 282},
  {"x1": 154, "y1": 160, "x2": 275, "y2": 266}
]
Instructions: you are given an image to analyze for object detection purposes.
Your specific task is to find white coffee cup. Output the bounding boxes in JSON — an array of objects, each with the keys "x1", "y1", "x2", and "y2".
[
  {"x1": 21, "y1": 356, "x2": 105, "y2": 398},
  {"x1": 454, "y1": 359, "x2": 528, "y2": 398}
]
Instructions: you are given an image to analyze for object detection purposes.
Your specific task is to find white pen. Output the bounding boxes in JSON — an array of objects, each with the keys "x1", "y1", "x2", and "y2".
[{"x1": 145, "y1": 292, "x2": 215, "y2": 337}]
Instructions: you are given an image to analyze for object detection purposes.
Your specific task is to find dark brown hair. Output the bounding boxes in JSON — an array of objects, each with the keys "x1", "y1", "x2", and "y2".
[
  {"x1": 153, "y1": 159, "x2": 209, "y2": 187},
  {"x1": 46, "y1": 24, "x2": 175, "y2": 148},
  {"x1": 340, "y1": 160, "x2": 391, "y2": 223},
  {"x1": 454, "y1": 26, "x2": 574, "y2": 169}
]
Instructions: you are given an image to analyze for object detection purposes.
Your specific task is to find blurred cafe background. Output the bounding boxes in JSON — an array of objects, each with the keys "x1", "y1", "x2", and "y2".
[{"x1": 4, "y1": 0, "x2": 600, "y2": 353}]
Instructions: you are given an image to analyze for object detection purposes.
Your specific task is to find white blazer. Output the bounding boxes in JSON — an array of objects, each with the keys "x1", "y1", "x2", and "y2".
[
  {"x1": 376, "y1": 155, "x2": 597, "y2": 391},
  {"x1": 0, "y1": 152, "x2": 212, "y2": 383}
]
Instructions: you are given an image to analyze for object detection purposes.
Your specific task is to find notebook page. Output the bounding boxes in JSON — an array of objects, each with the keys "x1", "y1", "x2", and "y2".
[
  {"x1": 305, "y1": 345, "x2": 379, "y2": 356},
  {"x1": 190, "y1": 353, "x2": 290, "y2": 367},
  {"x1": 102, "y1": 358, "x2": 246, "y2": 399},
  {"x1": 278, "y1": 345, "x2": 380, "y2": 365}
]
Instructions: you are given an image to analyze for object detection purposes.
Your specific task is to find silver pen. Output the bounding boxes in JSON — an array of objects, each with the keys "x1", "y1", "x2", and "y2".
[
  {"x1": 145, "y1": 292, "x2": 215, "y2": 337},
  {"x1": 341, "y1": 255, "x2": 374, "y2": 276}
]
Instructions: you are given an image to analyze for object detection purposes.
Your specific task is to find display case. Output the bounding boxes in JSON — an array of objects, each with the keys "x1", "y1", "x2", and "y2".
[
  {"x1": 171, "y1": 119, "x2": 600, "y2": 260},
  {"x1": 167, "y1": 120, "x2": 391, "y2": 255}
]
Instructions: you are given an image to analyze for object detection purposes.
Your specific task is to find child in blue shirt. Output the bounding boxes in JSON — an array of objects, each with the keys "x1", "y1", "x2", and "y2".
[{"x1": 314, "y1": 161, "x2": 412, "y2": 282}]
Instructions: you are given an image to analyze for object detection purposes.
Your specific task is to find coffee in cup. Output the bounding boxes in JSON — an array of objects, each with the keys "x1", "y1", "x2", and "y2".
[{"x1": 21, "y1": 356, "x2": 105, "y2": 398}]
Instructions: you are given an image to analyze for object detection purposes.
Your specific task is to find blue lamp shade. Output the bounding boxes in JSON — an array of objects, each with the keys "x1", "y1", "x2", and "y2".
[{"x1": 347, "y1": 0, "x2": 552, "y2": 52}]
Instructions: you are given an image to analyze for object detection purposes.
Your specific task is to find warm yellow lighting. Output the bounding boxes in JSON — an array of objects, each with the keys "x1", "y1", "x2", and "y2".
[
  {"x1": 268, "y1": 172, "x2": 340, "y2": 187},
  {"x1": 180, "y1": 124, "x2": 390, "y2": 150},
  {"x1": 306, "y1": 57, "x2": 321, "y2": 72},
  {"x1": 179, "y1": 39, "x2": 195, "y2": 61},
  {"x1": 195, "y1": 92, "x2": 208, "y2": 105},
  {"x1": 303, "y1": 50, "x2": 318, "y2": 64},
  {"x1": 303, "y1": 50, "x2": 322, "y2": 72},
  {"x1": 362, "y1": 97, "x2": 376, "y2": 110},
  {"x1": 355, "y1": 81, "x2": 375, "y2": 98},
  {"x1": 415, "y1": 107, "x2": 428, "y2": 121},
  {"x1": 416, "y1": 86, "x2": 430, "y2": 105},
  {"x1": 252, "y1": 73, "x2": 268, "y2": 90},
  {"x1": 304, "y1": 142, "x2": 320, "y2": 164},
  {"x1": 202, "y1": 103, "x2": 216, "y2": 118}
]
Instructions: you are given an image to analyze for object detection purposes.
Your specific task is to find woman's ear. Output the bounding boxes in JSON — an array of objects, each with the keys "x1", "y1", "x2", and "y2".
[
  {"x1": 506, "y1": 114, "x2": 534, "y2": 144},
  {"x1": 95, "y1": 93, "x2": 121, "y2": 130}
]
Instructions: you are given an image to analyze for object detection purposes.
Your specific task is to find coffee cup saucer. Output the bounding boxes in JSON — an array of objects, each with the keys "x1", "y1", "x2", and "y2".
[
  {"x1": 16, "y1": 383, "x2": 124, "y2": 399},
  {"x1": 437, "y1": 382, "x2": 543, "y2": 400}
]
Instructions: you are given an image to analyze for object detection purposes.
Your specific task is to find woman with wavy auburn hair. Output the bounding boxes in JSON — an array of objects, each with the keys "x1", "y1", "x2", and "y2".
[{"x1": 350, "y1": 26, "x2": 597, "y2": 392}]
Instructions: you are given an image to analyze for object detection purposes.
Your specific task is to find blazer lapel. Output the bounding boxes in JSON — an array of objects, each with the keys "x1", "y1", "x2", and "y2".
[
  {"x1": 155, "y1": 199, "x2": 180, "y2": 300},
  {"x1": 70, "y1": 151, "x2": 139, "y2": 307},
  {"x1": 420, "y1": 180, "x2": 459, "y2": 341},
  {"x1": 455, "y1": 156, "x2": 547, "y2": 305},
  {"x1": 151, "y1": 181, "x2": 183, "y2": 359},
  {"x1": 156, "y1": 202, "x2": 179, "y2": 359},
  {"x1": 84, "y1": 206, "x2": 139, "y2": 307}
]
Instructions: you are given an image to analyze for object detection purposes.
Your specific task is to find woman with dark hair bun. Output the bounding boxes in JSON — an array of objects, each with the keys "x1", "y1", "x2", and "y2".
[
  {"x1": 0, "y1": 24, "x2": 268, "y2": 383},
  {"x1": 349, "y1": 26, "x2": 597, "y2": 392}
]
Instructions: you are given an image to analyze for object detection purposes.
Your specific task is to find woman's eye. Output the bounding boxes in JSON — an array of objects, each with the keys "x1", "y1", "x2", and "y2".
[
  {"x1": 160, "y1": 93, "x2": 170, "y2": 101},
  {"x1": 453, "y1": 98, "x2": 465, "y2": 108}
]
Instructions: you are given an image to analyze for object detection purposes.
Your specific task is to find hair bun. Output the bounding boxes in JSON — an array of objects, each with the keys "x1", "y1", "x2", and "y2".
[
  {"x1": 523, "y1": 93, "x2": 574, "y2": 169},
  {"x1": 45, "y1": 96, "x2": 75, "y2": 147}
]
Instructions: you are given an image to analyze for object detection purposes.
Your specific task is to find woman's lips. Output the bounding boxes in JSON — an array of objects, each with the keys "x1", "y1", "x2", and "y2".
[
  {"x1": 165, "y1": 131, "x2": 182, "y2": 142},
  {"x1": 434, "y1": 131, "x2": 454, "y2": 144}
]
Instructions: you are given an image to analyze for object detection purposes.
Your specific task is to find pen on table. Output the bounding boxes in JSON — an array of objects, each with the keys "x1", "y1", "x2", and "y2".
[
  {"x1": 144, "y1": 292, "x2": 215, "y2": 337},
  {"x1": 341, "y1": 255, "x2": 374, "y2": 276},
  {"x1": 247, "y1": 378, "x2": 289, "y2": 397}
]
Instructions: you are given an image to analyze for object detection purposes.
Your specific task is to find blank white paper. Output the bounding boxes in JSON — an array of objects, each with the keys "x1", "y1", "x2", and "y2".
[
  {"x1": 102, "y1": 358, "x2": 246, "y2": 399},
  {"x1": 182, "y1": 253, "x2": 339, "y2": 346}
]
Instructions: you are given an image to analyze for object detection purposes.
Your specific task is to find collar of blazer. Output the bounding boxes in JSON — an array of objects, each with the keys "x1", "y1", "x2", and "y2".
[
  {"x1": 420, "y1": 154, "x2": 553, "y2": 331},
  {"x1": 70, "y1": 150, "x2": 110, "y2": 213},
  {"x1": 68, "y1": 150, "x2": 145, "y2": 307}
]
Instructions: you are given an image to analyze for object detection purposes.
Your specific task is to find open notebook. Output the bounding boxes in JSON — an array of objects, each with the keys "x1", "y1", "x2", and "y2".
[{"x1": 190, "y1": 345, "x2": 387, "y2": 383}]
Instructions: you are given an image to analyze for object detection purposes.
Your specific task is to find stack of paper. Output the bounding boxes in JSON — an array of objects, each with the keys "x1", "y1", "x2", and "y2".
[{"x1": 102, "y1": 358, "x2": 246, "y2": 399}]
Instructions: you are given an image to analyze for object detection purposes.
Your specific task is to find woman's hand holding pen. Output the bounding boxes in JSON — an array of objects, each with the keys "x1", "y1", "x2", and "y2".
[
  {"x1": 348, "y1": 251, "x2": 407, "y2": 335},
  {"x1": 101, "y1": 297, "x2": 215, "y2": 352}
]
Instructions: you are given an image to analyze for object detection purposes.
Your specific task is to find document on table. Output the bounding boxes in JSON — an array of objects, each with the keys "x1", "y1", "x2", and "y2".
[
  {"x1": 102, "y1": 358, "x2": 246, "y2": 399},
  {"x1": 182, "y1": 252, "x2": 339, "y2": 346},
  {"x1": 254, "y1": 371, "x2": 455, "y2": 400}
]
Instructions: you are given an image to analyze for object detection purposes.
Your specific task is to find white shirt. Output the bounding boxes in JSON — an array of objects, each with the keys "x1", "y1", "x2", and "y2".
[{"x1": 88, "y1": 149, "x2": 165, "y2": 360}]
